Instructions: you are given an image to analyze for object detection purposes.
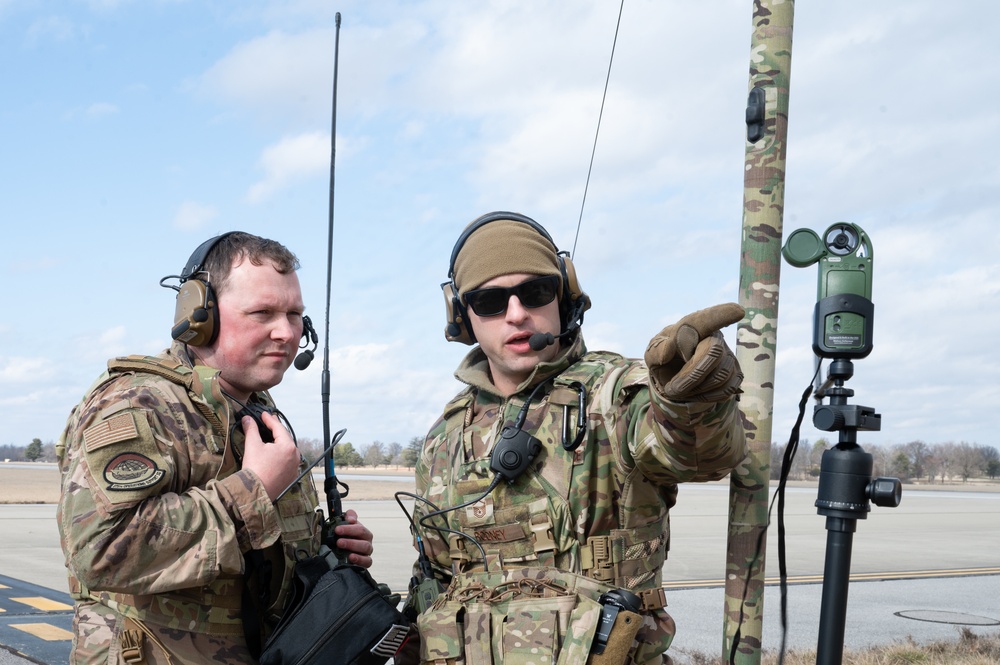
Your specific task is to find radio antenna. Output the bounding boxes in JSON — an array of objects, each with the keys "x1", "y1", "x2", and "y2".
[
  {"x1": 572, "y1": 0, "x2": 624, "y2": 258},
  {"x1": 322, "y1": 12, "x2": 345, "y2": 524}
]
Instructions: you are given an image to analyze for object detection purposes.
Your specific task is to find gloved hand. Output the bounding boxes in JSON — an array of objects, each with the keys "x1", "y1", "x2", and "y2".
[{"x1": 644, "y1": 303, "x2": 745, "y2": 403}]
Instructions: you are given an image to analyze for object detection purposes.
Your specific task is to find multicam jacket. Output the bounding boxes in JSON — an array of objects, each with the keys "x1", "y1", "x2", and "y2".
[
  {"x1": 413, "y1": 335, "x2": 746, "y2": 664},
  {"x1": 56, "y1": 341, "x2": 322, "y2": 664}
]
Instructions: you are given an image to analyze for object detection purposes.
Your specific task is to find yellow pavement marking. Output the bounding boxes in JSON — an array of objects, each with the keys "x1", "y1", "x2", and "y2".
[
  {"x1": 0, "y1": 584, "x2": 9, "y2": 589},
  {"x1": 11, "y1": 623, "x2": 74, "y2": 641},
  {"x1": 11, "y1": 596, "x2": 73, "y2": 611},
  {"x1": 663, "y1": 566, "x2": 1000, "y2": 589}
]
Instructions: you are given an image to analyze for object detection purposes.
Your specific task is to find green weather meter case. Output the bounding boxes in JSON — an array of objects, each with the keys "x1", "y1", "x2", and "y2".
[{"x1": 782, "y1": 222, "x2": 874, "y2": 359}]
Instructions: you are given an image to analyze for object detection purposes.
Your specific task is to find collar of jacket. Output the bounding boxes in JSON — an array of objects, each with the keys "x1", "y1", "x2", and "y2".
[
  {"x1": 169, "y1": 340, "x2": 275, "y2": 432},
  {"x1": 454, "y1": 333, "x2": 589, "y2": 398}
]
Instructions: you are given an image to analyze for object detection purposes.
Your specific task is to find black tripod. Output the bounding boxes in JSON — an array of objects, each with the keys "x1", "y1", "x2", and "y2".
[{"x1": 812, "y1": 358, "x2": 901, "y2": 665}]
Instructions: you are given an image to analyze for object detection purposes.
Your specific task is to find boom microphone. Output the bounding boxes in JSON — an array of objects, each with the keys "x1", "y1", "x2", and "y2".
[
  {"x1": 528, "y1": 332, "x2": 556, "y2": 351},
  {"x1": 294, "y1": 350, "x2": 314, "y2": 370},
  {"x1": 295, "y1": 315, "x2": 319, "y2": 370},
  {"x1": 529, "y1": 328, "x2": 581, "y2": 351}
]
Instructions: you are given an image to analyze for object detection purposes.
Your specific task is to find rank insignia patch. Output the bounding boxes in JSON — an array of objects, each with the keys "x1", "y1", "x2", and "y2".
[{"x1": 104, "y1": 453, "x2": 165, "y2": 491}]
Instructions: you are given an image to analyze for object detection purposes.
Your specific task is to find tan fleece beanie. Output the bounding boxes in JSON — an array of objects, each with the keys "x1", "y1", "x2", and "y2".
[{"x1": 453, "y1": 219, "x2": 562, "y2": 298}]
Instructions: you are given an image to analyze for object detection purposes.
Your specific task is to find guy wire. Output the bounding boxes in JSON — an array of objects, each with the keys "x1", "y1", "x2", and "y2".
[{"x1": 572, "y1": 0, "x2": 625, "y2": 258}]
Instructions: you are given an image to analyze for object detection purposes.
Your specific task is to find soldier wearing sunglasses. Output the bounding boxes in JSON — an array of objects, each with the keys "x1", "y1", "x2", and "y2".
[{"x1": 404, "y1": 212, "x2": 747, "y2": 665}]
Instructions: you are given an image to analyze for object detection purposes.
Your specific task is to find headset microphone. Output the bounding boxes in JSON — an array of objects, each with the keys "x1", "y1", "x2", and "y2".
[
  {"x1": 293, "y1": 350, "x2": 314, "y2": 371},
  {"x1": 294, "y1": 315, "x2": 319, "y2": 370},
  {"x1": 528, "y1": 332, "x2": 557, "y2": 351},
  {"x1": 529, "y1": 315, "x2": 585, "y2": 351}
]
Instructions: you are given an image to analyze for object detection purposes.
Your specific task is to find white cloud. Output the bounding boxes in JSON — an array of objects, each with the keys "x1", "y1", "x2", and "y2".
[
  {"x1": 0, "y1": 357, "x2": 57, "y2": 384},
  {"x1": 86, "y1": 102, "x2": 119, "y2": 117},
  {"x1": 25, "y1": 16, "x2": 76, "y2": 45},
  {"x1": 172, "y1": 201, "x2": 218, "y2": 231},
  {"x1": 247, "y1": 132, "x2": 329, "y2": 203},
  {"x1": 195, "y1": 28, "x2": 337, "y2": 124}
]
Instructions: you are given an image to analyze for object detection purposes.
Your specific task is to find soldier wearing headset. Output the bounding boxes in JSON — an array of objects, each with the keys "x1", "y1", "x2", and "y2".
[
  {"x1": 404, "y1": 212, "x2": 747, "y2": 664},
  {"x1": 56, "y1": 232, "x2": 375, "y2": 664}
]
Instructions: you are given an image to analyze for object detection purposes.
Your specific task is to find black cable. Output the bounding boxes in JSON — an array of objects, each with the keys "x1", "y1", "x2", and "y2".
[
  {"x1": 395, "y1": 491, "x2": 450, "y2": 580},
  {"x1": 416, "y1": 475, "x2": 503, "y2": 564}
]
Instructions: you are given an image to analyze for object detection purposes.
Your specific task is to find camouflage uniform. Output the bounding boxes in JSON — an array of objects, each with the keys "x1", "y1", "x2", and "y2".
[
  {"x1": 56, "y1": 341, "x2": 322, "y2": 665},
  {"x1": 413, "y1": 334, "x2": 745, "y2": 664}
]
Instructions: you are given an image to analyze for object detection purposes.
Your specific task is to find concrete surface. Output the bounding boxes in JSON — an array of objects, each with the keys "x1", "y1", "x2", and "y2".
[{"x1": 2, "y1": 483, "x2": 998, "y2": 663}]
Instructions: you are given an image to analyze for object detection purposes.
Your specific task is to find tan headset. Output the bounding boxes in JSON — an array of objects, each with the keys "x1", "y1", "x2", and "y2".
[
  {"x1": 442, "y1": 212, "x2": 590, "y2": 345},
  {"x1": 164, "y1": 232, "x2": 236, "y2": 347}
]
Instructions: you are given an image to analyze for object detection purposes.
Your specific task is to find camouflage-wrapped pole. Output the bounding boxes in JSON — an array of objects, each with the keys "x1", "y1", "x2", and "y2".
[{"x1": 723, "y1": 1, "x2": 795, "y2": 662}]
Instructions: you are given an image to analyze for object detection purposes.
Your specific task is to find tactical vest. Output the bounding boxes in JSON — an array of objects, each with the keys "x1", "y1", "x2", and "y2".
[
  {"x1": 66, "y1": 354, "x2": 322, "y2": 638},
  {"x1": 418, "y1": 352, "x2": 677, "y2": 664}
]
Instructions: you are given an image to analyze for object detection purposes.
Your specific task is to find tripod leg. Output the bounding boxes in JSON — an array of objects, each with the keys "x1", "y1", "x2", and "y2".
[{"x1": 816, "y1": 517, "x2": 856, "y2": 665}]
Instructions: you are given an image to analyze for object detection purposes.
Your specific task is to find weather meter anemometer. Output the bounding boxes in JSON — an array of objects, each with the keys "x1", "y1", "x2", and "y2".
[{"x1": 782, "y1": 222, "x2": 873, "y2": 360}]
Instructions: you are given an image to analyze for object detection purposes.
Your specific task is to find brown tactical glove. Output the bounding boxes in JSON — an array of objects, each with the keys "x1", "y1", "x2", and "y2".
[{"x1": 644, "y1": 302, "x2": 745, "y2": 403}]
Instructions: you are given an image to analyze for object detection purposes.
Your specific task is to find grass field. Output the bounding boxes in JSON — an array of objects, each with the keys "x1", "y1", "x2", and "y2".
[{"x1": 0, "y1": 464, "x2": 415, "y2": 504}]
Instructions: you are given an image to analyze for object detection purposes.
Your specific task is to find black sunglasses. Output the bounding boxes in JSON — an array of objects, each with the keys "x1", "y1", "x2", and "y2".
[{"x1": 463, "y1": 275, "x2": 560, "y2": 317}]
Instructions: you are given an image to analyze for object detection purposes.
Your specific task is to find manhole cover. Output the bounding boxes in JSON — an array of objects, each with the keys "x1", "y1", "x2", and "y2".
[{"x1": 895, "y1": 610, "x2": 1000, "y2": 626}]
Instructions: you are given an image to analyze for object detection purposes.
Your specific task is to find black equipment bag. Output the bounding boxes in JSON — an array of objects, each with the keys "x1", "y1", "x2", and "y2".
[{"x1": 258, "y1": 551, "x2": 412, "y2": 665}]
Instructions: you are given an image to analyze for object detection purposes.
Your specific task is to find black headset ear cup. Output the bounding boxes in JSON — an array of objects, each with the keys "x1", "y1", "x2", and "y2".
[
  {"x1": 171, "y1": 279, "x2": 219, "y2": 347},
  {"x1": 442, "y1": 282, "x2": 476, "y2": 345}
]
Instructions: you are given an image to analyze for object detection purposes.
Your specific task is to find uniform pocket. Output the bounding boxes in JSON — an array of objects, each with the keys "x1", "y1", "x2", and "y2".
[
  {"x1": 417, "y1": 602, "x2": 466, "y2": 664},
  {"x1": 501, "y1": 606, "x2": 558, "y2": 664},
  {"x1": 499, "y1": 593, "x2": 601, "y2": 665}
]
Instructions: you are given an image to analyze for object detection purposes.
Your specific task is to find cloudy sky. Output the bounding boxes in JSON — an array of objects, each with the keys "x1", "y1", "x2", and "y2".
[{"x1": 2, "y1": 1, "x2": 997, "y2": 458}]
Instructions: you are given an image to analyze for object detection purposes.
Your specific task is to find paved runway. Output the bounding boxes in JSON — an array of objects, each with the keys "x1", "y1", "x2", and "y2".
[{"x1": 2, "y1": 483, "x2": 998, "y2": 663}]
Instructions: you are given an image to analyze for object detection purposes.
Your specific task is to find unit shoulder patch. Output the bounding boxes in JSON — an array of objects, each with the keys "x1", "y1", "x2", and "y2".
[{"x1": 103, "y1": 452, "x2": 165, "y2": 491}]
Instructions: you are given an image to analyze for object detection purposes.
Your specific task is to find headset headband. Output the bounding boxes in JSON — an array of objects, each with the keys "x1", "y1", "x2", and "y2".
[{"x1": 180, "y1": 232, "x2": 236, "y2": 283}]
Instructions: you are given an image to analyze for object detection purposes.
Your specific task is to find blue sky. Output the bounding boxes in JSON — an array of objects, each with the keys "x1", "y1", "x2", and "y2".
[{"x1": 2, "y1": 1, "x2": 998, "y2": 455}]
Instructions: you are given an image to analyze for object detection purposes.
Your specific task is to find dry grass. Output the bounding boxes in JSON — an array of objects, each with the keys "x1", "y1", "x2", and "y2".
[
  {"x1": 685, "y1": 629, "x2": 1000, "y2": 664},
  {"x1": 0, "y1": 466, "x2": 61, "y2": 503},
  {"x1": 0, "y1": 464, "x2": 415, "y2": 503}
]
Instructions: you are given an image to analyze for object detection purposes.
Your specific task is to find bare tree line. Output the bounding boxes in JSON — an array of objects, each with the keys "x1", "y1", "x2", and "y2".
[
  {"x1": 771, "y1": 439, "x2": 1000, "y2": 483},
  {"x1": 5, "y1": 437, "x2": 998, "y2": 484}
]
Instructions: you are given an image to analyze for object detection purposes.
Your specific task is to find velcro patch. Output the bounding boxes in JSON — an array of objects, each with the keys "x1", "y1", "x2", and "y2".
[
  {"x1": 103, "y1": 452, "x2": 165, "y2": 491},
  {"x1": 472, "y1": 523, "x2": 527, "y2": 544},
  {"x1": 463, "y1": 495, "x2": 494, "y2": 526},
  {"x1": 83, "y1": 412, "x2": 139, "y2": 452}
]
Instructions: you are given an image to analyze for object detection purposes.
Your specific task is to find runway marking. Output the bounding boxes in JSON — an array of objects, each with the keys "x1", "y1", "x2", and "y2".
[
  {"x1": 395, "y1": 567, "x2": 1000, "y2": 600},
  {"x1": 11, "y1": 597, "x2": 73, "y2": 612},
  {"x1": 663, "y1": 566, "x2": 1000, "y2": 589},
  {"x1": 10, "y1": 622, "x2": 74, "y2": 641}
]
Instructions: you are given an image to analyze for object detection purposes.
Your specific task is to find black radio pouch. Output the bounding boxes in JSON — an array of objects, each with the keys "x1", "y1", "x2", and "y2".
[{"x1": 257, "y1": 549, "x2": 412, "y2": 665}]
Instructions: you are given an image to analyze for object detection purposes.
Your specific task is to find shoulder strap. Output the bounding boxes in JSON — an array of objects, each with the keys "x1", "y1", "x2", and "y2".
[
  {"x1": 107, "y1": 354, "x2": 194, "y2": 388},
  {"x1": 107, "y1": 354, "x2": 226, "y2": 438}
]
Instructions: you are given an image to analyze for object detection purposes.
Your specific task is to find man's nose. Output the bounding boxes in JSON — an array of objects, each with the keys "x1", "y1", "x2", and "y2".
[
  {"x1": 505, "y1": 295, "x2": 529, "y2": 323},
  {"x1": 272, "y1": 315, "x2": 299, "y2": 341}
]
